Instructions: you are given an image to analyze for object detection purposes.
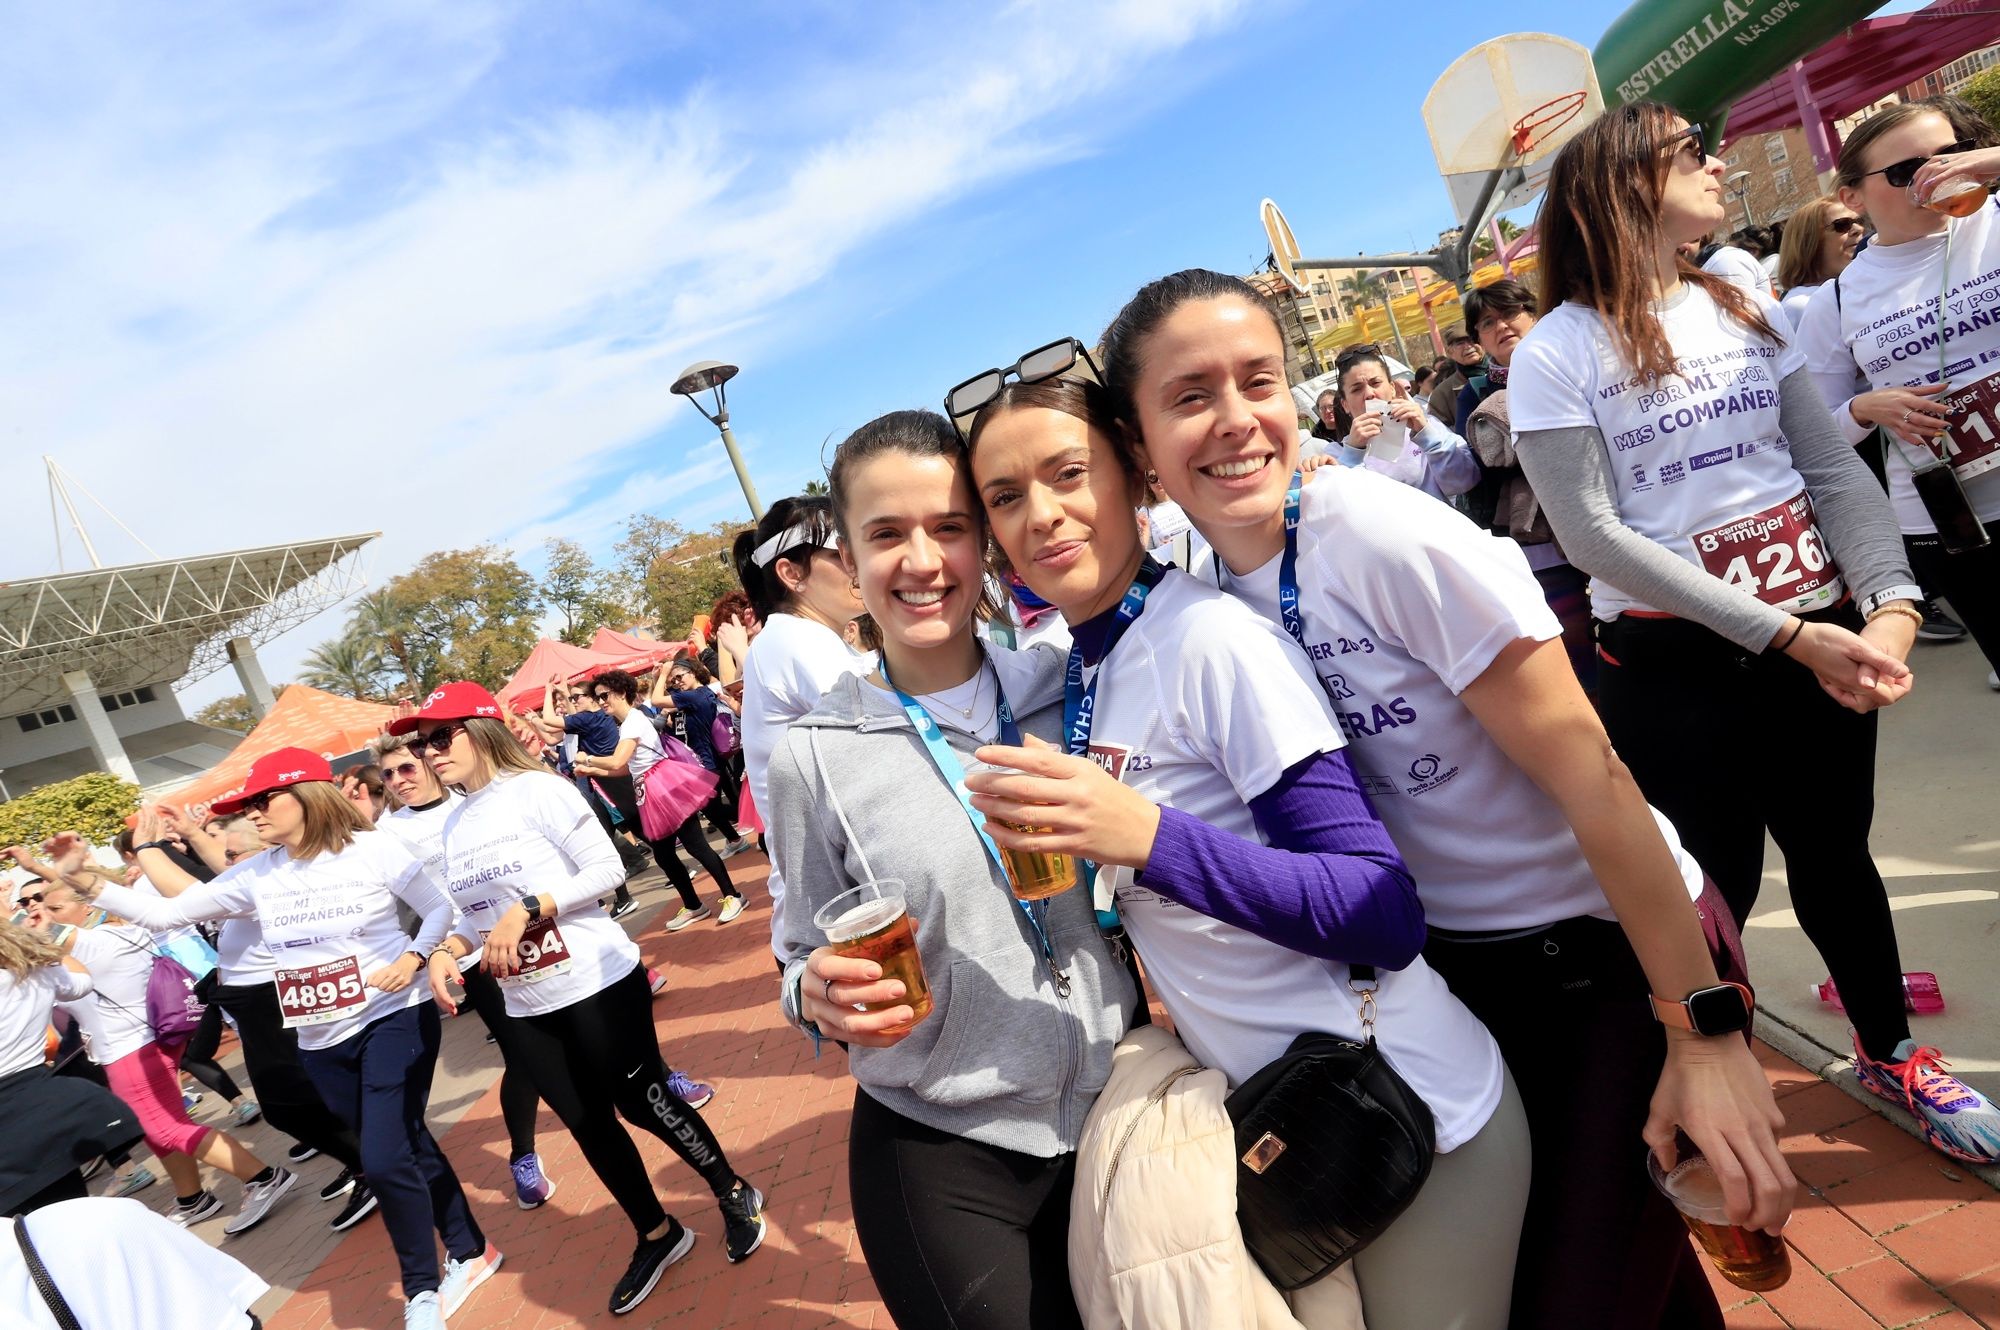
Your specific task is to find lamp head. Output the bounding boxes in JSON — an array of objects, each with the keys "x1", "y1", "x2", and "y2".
[{"x1": 671, "y1": 360, "x2": 739, "y2": 397}]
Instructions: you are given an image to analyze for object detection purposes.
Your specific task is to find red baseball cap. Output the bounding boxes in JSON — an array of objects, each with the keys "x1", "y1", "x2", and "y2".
[
  {"x1": 387, "y1": 681, "x2": 505, "y2": 736},
  {"x1": 211, "y1": 747, "x2": 335, "y2": 816}
]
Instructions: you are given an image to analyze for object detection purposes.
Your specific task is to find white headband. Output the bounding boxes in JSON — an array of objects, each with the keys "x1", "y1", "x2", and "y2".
[{"x1": 750, "y1": 522, "x2": 838, "y2": 568}]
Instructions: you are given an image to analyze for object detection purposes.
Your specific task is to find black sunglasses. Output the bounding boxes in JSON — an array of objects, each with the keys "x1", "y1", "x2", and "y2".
[
  {"x1": 1827, "y1": 216, "x2": 1866, "y2": 235},
  {"x1": 242, "y1": 787, "x2": 295, "y2": 815},
  {"x1": 945, "y1": 338, "x2": 1101, "y2": 431},
  {"x1": 411, "y1": 723, "x2": 465, "y2": 756},
  {"x1": 1660, "y1": 122, "x2": 1709, "y2": 166},
  {"x1": 17, "y1": 891, "x2": 47, "y2": 907},
  {"x1": 1862, "y1": 139, "x2": 1975, "y2": 189},
  {"x1": 1334, "y1": 342, "x2": 1384, "y2": 368}
]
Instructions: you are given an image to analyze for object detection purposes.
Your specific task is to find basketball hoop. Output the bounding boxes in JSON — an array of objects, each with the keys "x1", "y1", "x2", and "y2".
[{"x1": 1511, "y1": 91, "x2": 1588, "y2": 157}]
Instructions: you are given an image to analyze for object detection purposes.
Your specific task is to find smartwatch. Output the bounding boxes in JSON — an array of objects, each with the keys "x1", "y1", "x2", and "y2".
[
  {"x1": 1650, "y1": 981, "x2": 1754, "y2": 1036},
  {"x1": 1858, "y1": 584, "x2": 1926, "y2": 618},
  {"x1": 520, "y1": 895, "x2": 543, "y2": 920}
]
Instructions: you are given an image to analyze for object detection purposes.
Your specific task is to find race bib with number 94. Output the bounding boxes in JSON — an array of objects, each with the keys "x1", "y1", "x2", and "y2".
[
  {"x1": 484, "y1": 916, "x2": 573, "y2": 985},
  {"x1": 275, "y1": 956, "x2": 367, "y2": 1028},
  {"x1": 1692, "y1": 491, "x2": 1844, "y2": 613}
]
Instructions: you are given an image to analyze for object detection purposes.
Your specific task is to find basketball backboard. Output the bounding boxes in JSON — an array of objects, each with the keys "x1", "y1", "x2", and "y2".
[
  {"x1": 1261, "y1": 198, "x2": 1304, "y2": 294},
  {"x1": 1424, "y1": 33, "x2": 1602, "y2": 228}
]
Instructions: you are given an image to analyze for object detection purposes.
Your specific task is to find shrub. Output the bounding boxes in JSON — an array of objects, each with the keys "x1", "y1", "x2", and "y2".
[{"x1": 0, "y1": 771, "x2": 141, "y2": 850}]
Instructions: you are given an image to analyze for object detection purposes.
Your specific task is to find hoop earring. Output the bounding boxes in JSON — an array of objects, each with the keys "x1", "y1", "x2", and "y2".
[{"x1": 1145, "y1": 469, "x2": 1159, "y2": 487}]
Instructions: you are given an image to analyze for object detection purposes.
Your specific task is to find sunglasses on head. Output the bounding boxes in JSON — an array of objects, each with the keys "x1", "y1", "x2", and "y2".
[
  {"x1": 945, "y1": 337, "x2": 1100, "y2": 434},
  {"x1": 411, "y1": 722, "x2": 465, "y2": 756},
  {"x1": 1863, "y1": 139, "x2": 1974, "y2": 189}
]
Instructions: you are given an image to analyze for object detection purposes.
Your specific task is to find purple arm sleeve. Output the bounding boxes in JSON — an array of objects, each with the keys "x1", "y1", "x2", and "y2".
[{"x1": 1133, "y1": 748, "x2": 1423, "y2": 967}]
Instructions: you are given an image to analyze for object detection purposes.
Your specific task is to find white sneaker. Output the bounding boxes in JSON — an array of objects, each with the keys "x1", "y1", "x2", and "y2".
[
  {"x1": 404, "y1": 1290, "x2": 446, "y2": 1330},
  {"x1": 224, "y1": 1166, "x2": 297, "y2": 1235},
  {"x1": 721, "y1": 838, "x2": 754, "y2": 858},
  {"x1": 717, "y1": 896, "x2": 745, "y2": 924},
  {"x1": 663, "y1": 905, "x2": 711, "y2": 932},
  {"x1": 441, "y1": 1241, "x2": 504, "y2": 1317}
]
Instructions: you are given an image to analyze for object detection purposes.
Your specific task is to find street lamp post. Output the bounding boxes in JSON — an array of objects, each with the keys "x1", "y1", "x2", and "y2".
[
  {"x1": 1725, "y1": 170, "x2": 1756, "y2": 232},
  {"x1": 670, "y1": 360, "x2": 765, "y2": 520}
]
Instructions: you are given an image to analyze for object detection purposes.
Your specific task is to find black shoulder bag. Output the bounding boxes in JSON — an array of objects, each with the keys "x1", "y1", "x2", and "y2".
[
  {"x1": 1223, "y1": 964, "x2": 1437, "y2": 1290},
  {"x1": 14, "y1": 1216, "x2": 84, "y2": 1330}
]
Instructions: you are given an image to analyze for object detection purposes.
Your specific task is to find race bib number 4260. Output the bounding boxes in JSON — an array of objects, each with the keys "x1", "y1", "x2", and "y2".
[
  {"x1": 275, "y1": 956, "x2": 367, "y2": 1028},
  {"x1": 1692, "y1": 491, "x2": 1843, "y2": 613}
]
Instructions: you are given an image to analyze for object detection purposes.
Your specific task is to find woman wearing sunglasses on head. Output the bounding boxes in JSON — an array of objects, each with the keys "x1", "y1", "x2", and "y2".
[
  {"x1": 1512, "y1": 104, "x2": 2000, "y2": 1170},
  {"x1": 80, "y1": 748, "x2": 492, "y2": 1330},
  {"x1": 730, "y1": 497, "x2": 872, "y2": 962},
  {"x1": 958, "y1": 357, "x2": 1528, "y2": 1330},
  {"x1": 769, "y1": 409, "x2": 1137, "y2": 1330},
  {"x1": 403, "y1": 684, "x2": 768, "y2": 1318},
  {"x1": 1324, "y1": 343, "x2": 1481, "y2": 505},
  {"x1": 1797, "y1": 95, "x2": 2000, "y2": 691}
]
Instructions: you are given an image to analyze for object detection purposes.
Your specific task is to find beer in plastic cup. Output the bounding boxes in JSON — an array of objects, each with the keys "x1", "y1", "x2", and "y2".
[
  {"x1": 1922, "y1": 178, "x2": 1988, "y2": 217},
  {"x1": 966, "y1": 761, "x2": 1077, "y2": 901},
  {"x1": 1647, "y1": 1150, "x2": 1791, "y2": 1291},
  {"x1": 814, "y1": 880, "x2": 933, "y2": 1029}
]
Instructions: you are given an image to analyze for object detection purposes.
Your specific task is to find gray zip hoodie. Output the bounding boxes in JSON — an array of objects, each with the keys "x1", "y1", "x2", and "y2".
[{"x1": 769, "y1": 643, "x2": 1137, "y2": 1157}]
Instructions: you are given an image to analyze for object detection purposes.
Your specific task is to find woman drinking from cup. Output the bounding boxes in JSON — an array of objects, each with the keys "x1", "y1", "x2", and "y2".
[
  {"x1": 959, "y1": 366, "x2": 1528, "y2": 1330},
  {"x1": 769, "y1": 409, "x2": 1136, "y2": 1330},
  {"x1": 404, "y1": 683, "x2": 768, "y2": 1318}
]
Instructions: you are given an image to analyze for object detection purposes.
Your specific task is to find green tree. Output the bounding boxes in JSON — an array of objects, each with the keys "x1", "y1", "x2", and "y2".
[
  {"x1": 1962, "y1": 67, "x2": 2000, "y2": 142},
  {"x1": 194, "y1": 692, "x2": 275, "y2": 732},
  {"x1": 0, "y1": 772, "x2": 140, "y2": 850},
  {"x1": 300, "y1": 636, "x2": 386, "y2": 699},
  {"x1": 611, "y1": 514, "x2": 688, "y2": 608},
  {"x1": 802, "y1": 479, "x2": 829, "y2": 496},
  {"x1": 347, "y1": 589, "x2": 421, "y2": 694},
  {"x1": 542, "y1": 538, "x2": 627, "y2": 646},
  {"x1": 381, "y1": 546, "x2": 543, "y2": 692}
]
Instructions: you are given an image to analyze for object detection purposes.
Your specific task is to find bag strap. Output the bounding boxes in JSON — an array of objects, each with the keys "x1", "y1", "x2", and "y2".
[{"x1": 13, "y1": 1217, "x2": 85, "y2": 1330}]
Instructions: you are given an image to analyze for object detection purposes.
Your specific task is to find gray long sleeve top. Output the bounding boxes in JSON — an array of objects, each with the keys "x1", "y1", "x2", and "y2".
[{"x1": 1516, "y1": 369, "x2": 1913, "y2": 652}]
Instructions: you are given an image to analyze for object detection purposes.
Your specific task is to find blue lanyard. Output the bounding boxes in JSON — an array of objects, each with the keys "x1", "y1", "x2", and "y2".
[
  {"x1": 1278, "y1": 471, "x2": 1306, "y2": 651},
  {"x1": 1062, "y1": 557, "x2": 1167, "y2": 940},
  {"x1": 881, "y1": 653, "x2": 1070, "y2": 997}
]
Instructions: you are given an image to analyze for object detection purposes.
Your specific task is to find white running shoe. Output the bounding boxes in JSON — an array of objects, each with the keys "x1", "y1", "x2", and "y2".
[
  {"x1": 224, "y1": 1167, "x2": 297, "y2": 1236},
  {"x1": 717, "y1": 896, "x2": 744, "y2": 924},
  {"x1": 441, "y1": 1241, "x2": 504, "y2": 1317}
]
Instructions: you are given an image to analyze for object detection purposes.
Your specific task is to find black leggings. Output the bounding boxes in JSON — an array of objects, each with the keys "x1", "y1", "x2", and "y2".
[
  {"x1": 597, "y1": 772, "x2": 739, "y2": 910},
  {"x1": 508, "y1": 964, "x2": 736, "y2": 1235},
  {"x1": 210, "y1": 981, "x2": 364, "y2": 1172},
  {"x1": 847, "y1": 1088, "x2": 1083, "y2": 1330},
  {"x1": 179, "y1": 1003, "x2": 244, "y2": 1103},
  {"x1": 1425, "y1": 882, "x2": 1746, "y2": 1330},
  {"x1": 1908, "y1": 530, "x2": 2000, "y2": 668},
  {"x1": 699, "y1": 787, "x2": 740, "y2": 844},
  {"x1": 457, "y1": 962, "x2": 542, "y2": 1161},
  {"x1": 1596, "y1": 607, "x2": 1911, "y2": 1061}
]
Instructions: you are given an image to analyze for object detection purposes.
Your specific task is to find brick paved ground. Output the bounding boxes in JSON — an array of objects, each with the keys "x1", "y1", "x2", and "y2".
[{"x1": 108, "y1": 848, "x2": 1995, "y2": 1330}]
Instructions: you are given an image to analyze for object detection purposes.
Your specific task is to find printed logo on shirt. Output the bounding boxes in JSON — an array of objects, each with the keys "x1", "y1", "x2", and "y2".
[
  {"x1": 1404, "y1": 753, "x2": 1462, "y2": 796},
  {"x1": 1658, "y1": 460, "x2": 1686, "y2": 485},
  {"x1": 1630, "y1": 464, "x2": 1653, "y2": 493},
  {"x1": 1086, "y1": 742, "x2": 1131, "y2": 782},
  {"x1": 1689, "y1": 446, "x2": 1734, "y2": 472},
  {"x1": 1736, "y1": 437, "x2": 1779, "y2": 459}
]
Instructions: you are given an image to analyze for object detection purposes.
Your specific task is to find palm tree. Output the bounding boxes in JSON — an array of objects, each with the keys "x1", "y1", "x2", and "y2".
[
  {"x1": 300, "y1": 635, "x2": 386, "y2": 699},
  {"x1": 802, "y1": 479, "x2": 829, "y2": 497},
  {"x1": 1338, "y1": 270, "x2": 1412, "y2": 368},
  {"x1": 347, "y1": 589, "x2": 417, "y2": 693}
]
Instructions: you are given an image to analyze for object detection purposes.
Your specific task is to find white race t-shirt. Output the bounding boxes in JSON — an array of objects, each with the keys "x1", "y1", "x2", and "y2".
[
  {"x1": 1201, "y1": 468, "x2": 1705, "y2": 930},
  {"x1": 381, "y1": 795, "x2": 472, "y2": 968},
  {"x1": 616, "y1": 710, "x2": 666, "y2": 782},
  {"x1": 60, "y1": 925, "x2": 157, "y2": 1065},
  {"x1": 741, "y1": 612, "x2": 875, "y2": 957},
  {"x1": 93, "y1": 832, "x2": 450, "y2": 1050},
  {"x1": 0, "y1": 965, "x2": 90, "y2": 1076},
  {"x1": 1703, "y1": 245, "x2": 1771, "y2": 295},
  {"x1": 5, "y1": 1197, "x2": 267, "y2": 1330},
  {"x1": 438, "y1": 772, "x2": 640, "y2": 1016},
  {"x1": 1796, "y1": 198, "x2": 2000, "y2": 533},
  {"x1": 1509, "y1": 284, "x2": 1843, "y2": 621},
  {"x1": 1085, "y1": 571, "x2": 1503, "y2": 1151}
]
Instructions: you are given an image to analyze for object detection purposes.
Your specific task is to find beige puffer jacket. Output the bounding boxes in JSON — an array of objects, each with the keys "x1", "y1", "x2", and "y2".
[{"x1": 1069, "y1": 1026, "x2": 1366, "y2": 1330}]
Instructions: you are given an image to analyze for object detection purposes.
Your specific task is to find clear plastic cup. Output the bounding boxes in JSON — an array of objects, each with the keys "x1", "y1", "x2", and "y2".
[{"x1": 814, "y1": 880, "x2": 932, "y2": 1029}]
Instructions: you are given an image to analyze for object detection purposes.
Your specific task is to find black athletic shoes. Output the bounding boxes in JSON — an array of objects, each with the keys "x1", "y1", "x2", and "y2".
[{"x1": 609, "y1": 1217, "x2": 695, "y2": 1315}]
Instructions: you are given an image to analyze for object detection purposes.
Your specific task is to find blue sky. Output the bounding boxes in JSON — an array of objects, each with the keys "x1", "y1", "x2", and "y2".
[{"x1": 0, "y1": 0, "x2": 1936, "y2": 704}]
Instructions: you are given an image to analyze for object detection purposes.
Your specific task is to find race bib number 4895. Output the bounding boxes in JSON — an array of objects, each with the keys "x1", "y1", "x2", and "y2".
[
  {"x1": 1692, "y1": 491, "x2": 1844, "y2": 613},
  {"x1": 275, "y1": 956, "x2": 366, "y2": 1028}
]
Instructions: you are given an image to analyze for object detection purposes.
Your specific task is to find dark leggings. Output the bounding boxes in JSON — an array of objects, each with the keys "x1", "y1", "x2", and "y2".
[
  {"x1": 210, "y1": 981, "x2": 364, "y2": 1172},
  {"x1": 1425, "y1": 881, "x2": 1747, "y2": 1330},
  {"x1": 179, "y1": 1002, "x2": 244, "y2": 1103},
  {"x1": 302, "y1": 1003, "x2": 484, "y2": 1297},
  {"x1": 847, "y1": 1088, "x2": 1083, "y2": 1330},
  {"x1": 457, "y1": 962, "x2": 542, "y2": 1161},
  {"x1": 700, "y1": 786, "x2": 740, "y2": 843},
  {"x1": 508, "y1": 964, "x2": 737, "y2": 1235},
  {"x1": 1908, "y1": 531, "x2": 2000, "y2": 668},
  {"x1": 598, "y1": 772, "x2": 739, "y2": 910},
  {"x1": 1597, "y1": 606, "x2": 1911, "y2": 1061}
]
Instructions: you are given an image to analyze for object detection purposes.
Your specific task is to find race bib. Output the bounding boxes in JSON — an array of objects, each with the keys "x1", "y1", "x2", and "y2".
[
  {"x1": 275, "y1": 956, "x2": 367, "y2": 1029},
  {"x1": 1935, "y1": 374, "x2": 2000, "y2": 483},
  {"x1": 1692, "y1": 492, "x2": 1843, "y2": 613},
  {"x1": 483, "y1": 916, "x2": 573, "y2": 985}
]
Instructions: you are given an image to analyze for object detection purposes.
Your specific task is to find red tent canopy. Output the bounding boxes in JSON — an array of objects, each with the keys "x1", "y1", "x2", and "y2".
[
  {"x1": 1725, "y1": 1, "x2": 2000, "y2": 170},
  {"x1": 587, "y1": 626, "x2": 680, "y2": 669},
  {"x1": 168, "y1": 686, "x2": 397, "y2": 817},
  {"x1": 497, "y1": 638, "x2": 635, "y2": 714}
]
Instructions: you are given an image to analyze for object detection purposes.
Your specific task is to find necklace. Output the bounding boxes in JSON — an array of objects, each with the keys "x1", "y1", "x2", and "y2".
[{"x1": 917, "y1": 663, "x2": 986, "y2": 719}]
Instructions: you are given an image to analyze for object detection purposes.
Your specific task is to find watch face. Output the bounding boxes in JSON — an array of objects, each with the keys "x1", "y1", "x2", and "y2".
[{"x1": 1686, "y1": 984, "x2": 1752, "y2": 1034}]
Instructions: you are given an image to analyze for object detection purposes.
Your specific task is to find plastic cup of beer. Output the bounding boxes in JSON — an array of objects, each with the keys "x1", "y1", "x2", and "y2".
[
  {"x1": 1647, "y1": 1149, "x2": 1791, "y2": 1291},
  {"x1": 814, "y1": 879, "x2": 933, "y2": 1030},
  {"x1": 965, "y1": 761, "x2": 1077, "y2": 901},
  {"x1": 1921, "y1": 178, "x2": 1988, "y2": 217}
]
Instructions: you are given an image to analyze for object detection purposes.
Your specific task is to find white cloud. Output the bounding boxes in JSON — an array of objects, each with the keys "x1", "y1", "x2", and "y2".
[{"x1": 0, "y1": 0, "x2": 1250, "y2": 705}]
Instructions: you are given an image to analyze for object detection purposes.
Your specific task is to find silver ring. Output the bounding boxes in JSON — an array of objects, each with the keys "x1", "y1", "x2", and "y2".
[
  {"x1": 822, "y1": 977, "x2": 836, "y2": 1004},
  {"x1": 1902, "y1": 408, "x2": 1913, "y2": 425}
]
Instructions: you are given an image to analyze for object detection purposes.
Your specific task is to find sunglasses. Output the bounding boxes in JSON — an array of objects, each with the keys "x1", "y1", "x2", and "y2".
[
  {"x1": 1661, "y1": 122, "x2": 1709, "y2": 166},
  {"x1": 411, "y1": 723, "x2": 465, "y2": 756},
  {"x1": 592, "y1": 691, "x2": 612, "y2": 702},
  {"x1": 945, "y1": 337, "x2": 1100, "y2": 432},
  {"x1": 1827, "y1": 216, "x2": 1865, "y2": 235},
  {"x1": 384, "y1": 761, "x2": 423, "y2": 780},
  {"x1": 1862, "y1": 139, "x2": 1974, "y2": 189},
  {"x1": 242, "y1": 788, "x2": 294, "y2": 815},
  {"x1": 17, "y1": 892, "x2": 47, "y2": 907}
]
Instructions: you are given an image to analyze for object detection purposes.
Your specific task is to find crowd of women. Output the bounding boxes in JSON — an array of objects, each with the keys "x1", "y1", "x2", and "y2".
[{"x1": 5, "y1": 91, "x2": 2000, "y2": 1330}]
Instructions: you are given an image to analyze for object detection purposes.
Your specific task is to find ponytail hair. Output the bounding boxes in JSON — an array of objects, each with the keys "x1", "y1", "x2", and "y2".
[{"x1": 731, "y1": 496, "x2": 838, "y2": 621}]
